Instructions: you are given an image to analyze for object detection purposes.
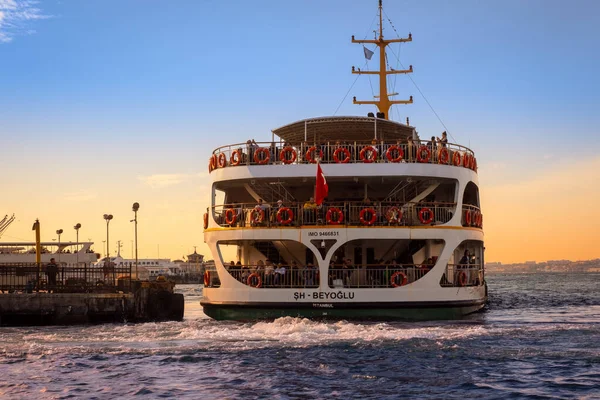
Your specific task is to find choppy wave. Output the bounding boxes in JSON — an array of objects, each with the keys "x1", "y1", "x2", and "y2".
[{"x1": 1, "y1": 275, "x2": 599, "y2": 399}]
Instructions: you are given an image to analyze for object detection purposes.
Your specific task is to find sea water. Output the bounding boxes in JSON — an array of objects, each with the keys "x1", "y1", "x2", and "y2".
[{"x1": 0, "y1": 273, "x2": 599, "y2": 399}]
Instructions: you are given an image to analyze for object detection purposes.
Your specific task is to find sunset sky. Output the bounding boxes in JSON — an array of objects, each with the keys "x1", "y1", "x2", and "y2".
[{"x1": 1, "y1": 0, "x2": 599, "y2": 264}]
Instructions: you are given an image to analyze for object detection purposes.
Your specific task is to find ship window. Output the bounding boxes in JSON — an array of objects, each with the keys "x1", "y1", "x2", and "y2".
[{"x1": 462, "y1": 182, "x2": 480, "y2": 208}]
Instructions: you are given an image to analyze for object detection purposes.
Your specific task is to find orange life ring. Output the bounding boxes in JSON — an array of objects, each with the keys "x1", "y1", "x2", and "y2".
[
  {"x1": 480, "y1": 213, "x2": 483, "y2": 228},
  {"x1": 217, "y1": 153, "x2": 227, "y2": 168},
  {"x1": 204, "y1": 270, "x2": 210, "y2": 286},
  {"x1": 208, "y1": 159, "x2": 213, "y2": 173},
  {"x1": 359, "y1": 146, "x2": 377, "y2": 163},
  {"x1": 418, "y1": 207, "x2": 434, "y2": 225},
  {"x1": 253, "y1": 147, "x2": 270, "y2": 165},
  {"x1": 417, "y1": 145, "x2": 431, "y2": 163},
  {"x1": 385, "y1": 145, "x2": 404, "y2": 162},
  {"x1": 457, "y1": 271, "x2": 467, "y2": 287},
  {"x1": 390, "y1": 271, "x2": 408, "y2": 287},
  {"x1": 333, "y1": 147, "x2": 351, "y2": 163},
  {"x1": 250, "y1": 208, "x2": 265, "y2": 224},
  {"x1": 203, "y1": 213, "x2": 208, "y2": 229},
  {"x1": 224, "y1": 208, "x2": 237, "y2": 226},
  {"x1": 230, "y1": 150, "x2": 242, "y2": 166},
  {"x1": 280, "y1": 147, "x2": 297, "y2": 164},
  {"x1": 359, "y1": 207, "x2": 377, "y2": 226},
  {"x1": 385, "y1": 206, "x2": 402, "y2": 223},
  {"x1": 210, "y1": 154, "x2": 217, "y2": 171},
  {"x1": 464, "y1": 209, "x2": 472, "y2": 226},
  {"x1": 276, "y1": 207, "x2": 293, "y2": 225},
  {"x1": 438, "y1": 148, "x2": 449, "y2": 164},
  {"x1": 325, "y1": 207, "x2": 344, "y2": 225},
  {"x1": 463, "y1": 153, "x2": 470, "y2": 168},
  {"x1": 247, "y1": 272, "x2": 262, "y2": 288},
  {"x1": 452, "y1": 152, "x2": 461, "y2": 166},
  {"x1": 305, "y1": 146, "x2": 323, "y2": 163},
  {"x1": 473, "y1": 157, "x2": 478, "y2": 172}
]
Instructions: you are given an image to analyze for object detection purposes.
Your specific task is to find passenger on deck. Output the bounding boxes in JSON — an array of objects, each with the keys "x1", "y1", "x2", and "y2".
[
  {"x1": 274, "y1": 263, "x2": 287, "y2": 286},
  {"x1": 264, "y1": 259, "x2": 275, "y2": 287},
  {"x1": 437, "y1": 131, "x2": 448, "y2": 148},
  {"x1": 459, "y1": 250, "x2": 470, "y2": 268},
  {"x1": 406, "y1": 136, "x2": 416, "y2": 162},
  {"x1": 303, "y1": 197, "x2": 318, "y2": 224},
  {"x1": 304, "y1": 262, "x2": 316, "y2": 287},
  {"x1": 427, "y1": 136, "x2": 437, "y2": 162}
]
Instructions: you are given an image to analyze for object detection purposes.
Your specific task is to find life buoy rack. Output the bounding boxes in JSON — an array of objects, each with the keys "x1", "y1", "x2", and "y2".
[
  {"x1": 385, "y1": 206, "x2": 402, "y2": 224},
  {"x1": 457, "y1": 271, "x2": 467, "y2": 287},
  {"x1": 390, "y1": 271, "x2": 408, "y2": 287},
  {"x1": 230, "y1": 149, "x2": 242, "y2": 166},
  {"x1": 417, "y1": 145, "x2": 431, "y2": 163},
  {"x1": 276, "y1": 207, "x2": 293, "y2": 225},
  {"x1": 359, "y1": 207, "x2": 377, "y2": 226},
  {"x1": 280, "y1": 147, "x2": 297, "y2": 164},
  {"x1": 452, "y1": 152, "x2": 461, "y2": 166},
  {"x1": 419, "y1": 207, "x2": 434, "y2": 225},
  {"x1": 333, "y1": 147, "x2": 351, "y2": 164},
  {"x1": 359, "y1": 146, "x2": 377, "y2": 163},
  {"x1": 305, "y1": 146, "x2": 323, "y2": 164},
  {"x1": 204, "y1": 270, "x2": 210, "y2": 287},
  {"x1": 250, "y1": 208, "x2": 265, "y2": 224},
  {"x1": 463, "y1": 153, "x2": 470, "y2": 169},
  {"x1": 385, "y1": 145, "x2": 404, "y2": 162},
  {"x1": 247, "y1": 272, "x2": 262, "y2": 288},
  {"x1": 326, "y1": 207, "x2": 344, "y2": 225},
  {"x1": 253, "y1": 147, "x2": 270, "y2": 165},
  {"x1": 438, "y1": 147, "x2": 449, "y2": 164},
  {"x1": 217, "y1": 153, "x2": 227, "y2": 168},
  {"x1": 203, "y1": 212, "x2": 209, "y2": 229},
  {"x1": 224, "y1": 208, "x2": 237, "y2": 226}
]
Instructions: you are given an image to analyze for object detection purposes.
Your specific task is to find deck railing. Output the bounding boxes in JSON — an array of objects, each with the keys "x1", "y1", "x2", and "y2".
[
  {"x1": 208, "y1": 140, "x2": 477, "y2": 172},
  {"x1": 0, "y1": 263, "x2": 133, "y2": 293},
  {"x1": 212, "y1": 201, "x2": 480, "y2": 228},
  {"x1": 204, "y1": 263, "x2": 484, "y2": 289}
]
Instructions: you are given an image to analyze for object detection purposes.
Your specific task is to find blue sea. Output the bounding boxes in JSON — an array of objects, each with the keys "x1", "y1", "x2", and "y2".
[{"x1": 1, "y1": 273, "x2": 599, "y2": 399}]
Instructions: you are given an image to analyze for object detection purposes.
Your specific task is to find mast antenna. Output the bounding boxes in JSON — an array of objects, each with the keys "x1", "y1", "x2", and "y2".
[{"x1": 351, "y1": 0, "x2": 413, "y2": 120}]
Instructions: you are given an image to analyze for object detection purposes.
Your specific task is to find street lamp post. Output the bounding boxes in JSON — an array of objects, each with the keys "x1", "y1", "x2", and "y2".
[
  {"x1": 74, "y1": 223, "x2": 81, "y2": 266},
  {"x1": 56, "y1": 229, "x2": 63, "y2": 265},
  {"x1": 131, "y1": 203, "x2": 140, "y2": 279},
  {"x1": 103, "y1": 213, "x2": 113, "y2": 260}
]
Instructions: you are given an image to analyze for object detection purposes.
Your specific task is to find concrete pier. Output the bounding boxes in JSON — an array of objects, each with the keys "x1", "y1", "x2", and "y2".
[{"x1": 0, "y1": 281, "x2": 184, "y2": 326}]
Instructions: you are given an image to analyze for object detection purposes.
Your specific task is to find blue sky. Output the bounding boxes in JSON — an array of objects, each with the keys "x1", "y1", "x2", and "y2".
[{"x1": 1, "y1": 0, "x2": 599, "y2": 262}]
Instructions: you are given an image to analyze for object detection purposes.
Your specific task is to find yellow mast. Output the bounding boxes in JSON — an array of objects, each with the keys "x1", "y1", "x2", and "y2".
[{"x1": 351, "y1": 0, "x2": 413, "y2": 120}]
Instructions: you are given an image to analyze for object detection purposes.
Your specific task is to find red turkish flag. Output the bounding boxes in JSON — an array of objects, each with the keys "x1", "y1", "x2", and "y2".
[{"x1": 315, "y1": 162, "x2": 328, "y2": 205}]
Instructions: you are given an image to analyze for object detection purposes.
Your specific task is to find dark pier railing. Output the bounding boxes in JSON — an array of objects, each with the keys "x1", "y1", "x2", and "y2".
[{"x1": 0, "y1": 263, "x2": 133, "y2": 293}]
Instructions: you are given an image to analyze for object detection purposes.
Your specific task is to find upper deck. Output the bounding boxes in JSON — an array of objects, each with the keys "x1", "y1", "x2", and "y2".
[{"x1": 208, "y1": 117, "x2": 477, "y2": 173}]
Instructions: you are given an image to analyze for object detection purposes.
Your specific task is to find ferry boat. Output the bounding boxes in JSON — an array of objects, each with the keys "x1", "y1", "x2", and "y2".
[{"x1": 201, "y1": 1, "x2": 487, "y2": 320}]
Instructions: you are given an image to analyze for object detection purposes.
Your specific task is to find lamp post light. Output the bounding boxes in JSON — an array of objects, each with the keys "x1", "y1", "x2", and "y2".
[
  {"x1": 131, "y1": 202, "x2": 140, "y2": 279},
  {"x1": 74, "y1": 223, "x2": 81, "y2": 266},
  {"x1": 56, "y1": 229, "x2": 63, "y2": 264},
  {"x1": 103, "y1": 214, "x2": 113, "y2": 260}
]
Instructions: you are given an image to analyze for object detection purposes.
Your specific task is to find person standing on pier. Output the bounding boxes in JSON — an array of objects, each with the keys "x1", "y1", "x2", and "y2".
[{"x1": 46, "y1": 258, "x2": 59, "y2": 292}]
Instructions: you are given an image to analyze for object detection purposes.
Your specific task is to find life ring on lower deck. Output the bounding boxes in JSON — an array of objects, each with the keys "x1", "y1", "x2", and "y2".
[
  {"x1": 418, "y1": 207, "x2": 434, "y2": 225},
  {"x1": 276, "y1": 207, "x2": 293, "y2": 225},
  {"x1": 452, "y1": 152, "x2": 461, "y2": 166},
  {"x1": 359, "y1": 146, "x2": 377, "y2": 163},
  {"x1": 326, "y1": 207, "x2": 344, "y2": 225},
  {"x1": 417, "y1": 145, "x2": 431, "y2": 163},
  {"x1": 253, "y1": 147, "x2": 270, "y2": 164},
  {"x1": 390, "y1": 271, "x2": 408, "y2": 287},
  {"x1": 203, "y1": 212, "x2": 209, "y2": 229},
  {"x1": 280, "y1": 147, "x2": 297, "y2": 164},
  {"x1": 305, "y1": 146, "x2": 323, "y2": 163},
  {"x1": 224, "y1": 208, "x2": 237, "y2": 226},
  {"x1": 385, "y1": 145, "x2": 404, "y2": 162},
  {"x1": 464, "y1": 209, "x2": 472, "y2": 226},
  {"x1": 385, "y1": 206, "x2": 402, "y2": 224},
  {"x1": 438, "y1": 147, "x2": 449, "y2": 164},
  {"x1": 217, "y1": 153, "x2": 227, "y2": 168},
  {"x1": 333, "y1": 147, "x2": 351, "y2": 163},
  {"x1": 230, "y1": 149, "x2": 242, "y2": 166},
  {"x1": 359, "y1": 207, "x2": 377, "y2": 226},
  {"x1": 250, "y1": 208, "x2": 265, "y2": 224},
  {"x1": 247, "y1": 272, "x2": 262, "y2": 288},
  {"x1": 204, "y1": 270, "x2": 210, "y2": 286},
  {"x1": 457, "y1": 271, "x2": 467, "y2": 287}
]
